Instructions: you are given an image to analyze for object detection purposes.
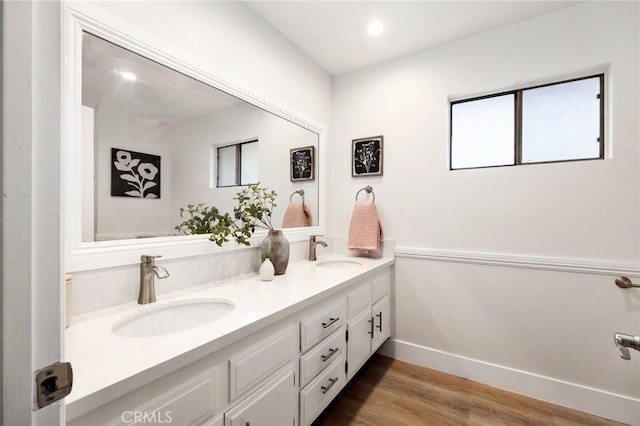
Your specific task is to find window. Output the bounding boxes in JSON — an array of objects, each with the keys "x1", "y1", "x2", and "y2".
[
  {"x1": 450, "y1": 74, "x2": 604, "y2": 170},
  {"x1": 215, "y1": 140, "x2": 258, "y2": 187}
]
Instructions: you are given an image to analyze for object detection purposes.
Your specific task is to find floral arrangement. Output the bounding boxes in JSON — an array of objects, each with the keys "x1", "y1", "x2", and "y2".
[{"x1": 175, "y1": 183, "x2": 277, "y2": 247}]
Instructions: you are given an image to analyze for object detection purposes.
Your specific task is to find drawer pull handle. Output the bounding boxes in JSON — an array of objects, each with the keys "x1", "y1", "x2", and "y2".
[
  {"x1": 321, "y1": 347, "x2": 339, "y2": 362},
  {"x1": 376, "y1": 311, "x2": 383, "y2": 332},
  {"x1": 321, "y1": 377, "x2": 339, "y2": 394},
  {"x1": 245, "y1": 422, "x2": 250, "y2": 426},
  {"x1": 322, "y1": 317, "x2": 339, "y2": 329},
  {"x1": 368, "y1": 317, "x2": 374, "y2": 337}
]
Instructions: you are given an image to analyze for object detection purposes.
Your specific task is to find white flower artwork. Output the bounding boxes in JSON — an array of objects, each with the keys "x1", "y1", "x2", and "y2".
[
  {"x1": 290, "y1": 146, "x2": 315, "y2": 181},
  {"x1": 111, "y1": 148, "x2": 161, "y2": 198},
  {"x1": 352, "y1": 136, "x2": 383, "y2": 177}
]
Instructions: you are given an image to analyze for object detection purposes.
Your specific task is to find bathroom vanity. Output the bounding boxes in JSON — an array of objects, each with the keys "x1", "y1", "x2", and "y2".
[{"x1": 65, "y1": 256, "x2": 393, "y2": 426}]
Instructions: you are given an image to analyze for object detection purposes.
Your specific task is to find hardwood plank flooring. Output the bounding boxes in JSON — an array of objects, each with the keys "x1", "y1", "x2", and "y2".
[{"x1": 313, "y1": 355, "x2": 626, "y2": 426}]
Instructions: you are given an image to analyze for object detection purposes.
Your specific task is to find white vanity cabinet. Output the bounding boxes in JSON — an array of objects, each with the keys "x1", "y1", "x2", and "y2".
[
  {"x1": 346, "y1": 270, "x2": 391, "y2": 380},
  {"x1": 66, "y1": 263, "x2": 394, "y2": 426},
  {"x1": 298, "y1": 267, "x2": 392, "y2": 425}
]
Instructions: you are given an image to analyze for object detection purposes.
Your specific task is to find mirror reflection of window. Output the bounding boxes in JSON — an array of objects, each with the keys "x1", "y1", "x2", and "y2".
[{"x1": 216, "y1": 140, "x2": 259, "y2": 187}]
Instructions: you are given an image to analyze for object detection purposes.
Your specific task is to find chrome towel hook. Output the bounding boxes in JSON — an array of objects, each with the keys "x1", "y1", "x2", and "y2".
[
  {"x1": 290, "y1": 189, "x2": 305, "y2": 202},
  {"x1": 355, "y1": 185, "x2": 375, "y2": 201},
  {"x1": 615, "y1": 276, "x2": 640, "y2": 289}
]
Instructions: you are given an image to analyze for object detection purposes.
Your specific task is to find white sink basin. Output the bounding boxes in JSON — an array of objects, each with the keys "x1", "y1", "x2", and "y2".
[
  {"x1": 112, "y1": 299, "x2": 234, "y2": 338},
  {"x1": 316, "y1": 259, "x2": 362, "y2": 269}
]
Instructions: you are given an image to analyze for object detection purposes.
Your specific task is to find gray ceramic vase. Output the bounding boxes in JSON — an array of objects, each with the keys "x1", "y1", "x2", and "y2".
[{"x1": 260, "y1": 230, "x2": 290, "y2": 275}]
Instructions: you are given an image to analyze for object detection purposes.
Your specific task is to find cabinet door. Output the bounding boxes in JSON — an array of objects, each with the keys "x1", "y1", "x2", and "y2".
[
  {"x1": 371, "y1": 295, "x2": 390, "y2": 352},
  {"x1": 347, "y1": 307, "x2": 373, "y2": 381},
  {"x1": 224, "y1": 367, "x2": 296, "y2": 426},
  {"x1": 229, "y1": 327, "x2": 296, "y2": 402}
]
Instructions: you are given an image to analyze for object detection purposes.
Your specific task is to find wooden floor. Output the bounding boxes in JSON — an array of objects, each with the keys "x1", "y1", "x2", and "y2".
[{"x1": 313, "y1": 355, "x2": 626, "y2": 426}]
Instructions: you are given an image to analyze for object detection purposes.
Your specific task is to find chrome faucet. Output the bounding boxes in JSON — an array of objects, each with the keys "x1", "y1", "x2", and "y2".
[
  {"x1": 138, "y1": 255, "x2": 170, "y2": 304},
  {"x1": 308, "y1": 235, "x2": 328, "y2": 261}
]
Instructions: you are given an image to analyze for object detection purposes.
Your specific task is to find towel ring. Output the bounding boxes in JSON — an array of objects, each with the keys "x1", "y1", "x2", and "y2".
[
  {"x1": 355, "y1": 185, "x2": 375, "y2": 201},
  {"x1": 290, "y1": 189, "x2": 305, "y2": 202}
]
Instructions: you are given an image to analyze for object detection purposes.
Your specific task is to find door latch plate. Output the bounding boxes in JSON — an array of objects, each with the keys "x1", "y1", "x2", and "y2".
[{"x1": 35, "y1": 362, "x2": 73, "y2": 408}]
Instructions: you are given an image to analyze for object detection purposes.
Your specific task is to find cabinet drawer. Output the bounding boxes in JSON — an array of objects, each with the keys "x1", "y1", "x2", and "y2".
[
  {"x1": 372, "y1": 268, "x2": 391, "y2": 303},
  {"x1": 347, "y1": 282, "x2": 371, "y2": 318},
  {"x1": 300, "y1": 299, "x2": 346, "y2": 352},
  {"x1": 229, "y1": 326, "x2": 296, "y2": 402},
  {"x1": 300, "y1": 355, "x2": 346, "y2": 426},
  {"x1": 299, "y1": 326, "x2": 345, "y2": 388}
]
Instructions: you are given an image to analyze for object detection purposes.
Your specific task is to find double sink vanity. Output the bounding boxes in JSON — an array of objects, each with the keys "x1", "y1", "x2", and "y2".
[{"x1": 66, "y1": 254, "x2": 394, "y2": 426}]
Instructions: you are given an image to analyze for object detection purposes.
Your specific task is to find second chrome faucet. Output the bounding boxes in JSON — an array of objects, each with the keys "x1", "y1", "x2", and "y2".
[
  {"x1": 139, "y1": 255, "x2": 170, "y2": 304},
  {"x1": 308, "y1": 235, "x2": 328, "y2": 261}
]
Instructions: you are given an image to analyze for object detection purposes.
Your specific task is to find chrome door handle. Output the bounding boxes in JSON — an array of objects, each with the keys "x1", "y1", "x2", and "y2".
[
  {"x1": 614, "y1": 333, "x2": 640, "y2": 360},
  {"x1": 615, "y1": 276, "x2": 640, "y2": 289}
]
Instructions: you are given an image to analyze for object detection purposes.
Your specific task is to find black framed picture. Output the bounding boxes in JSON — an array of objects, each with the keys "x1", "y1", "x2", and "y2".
[
  {"x1": 352, "y1": 135, "x2": 383, "y2": 177},
  {"x1": 111, "y1": 148, "x2": 161, "y2": 199},
  {"x1": 290, "y1": 146, "x2": 315, "y2": 181}
]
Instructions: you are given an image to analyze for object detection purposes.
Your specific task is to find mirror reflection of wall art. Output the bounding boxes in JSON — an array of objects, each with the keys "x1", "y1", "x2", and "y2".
[
  {"x1": 111, "y1": 148, "x2": 161, "y2": 199},
  {"x1": 352, "y1": 135, "x2": 383, "y2": 177},
  {"x1": 290, "y1": 146, "x2": 315, "y2": 181}
]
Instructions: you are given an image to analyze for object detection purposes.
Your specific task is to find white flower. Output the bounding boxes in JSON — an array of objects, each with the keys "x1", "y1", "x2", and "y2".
[
  {"x1": 116, "y1": 150, "x2": 131, "y2": 164},
  {"x1": 138, "y1": 163, "x2": 158, "y2": 181}
]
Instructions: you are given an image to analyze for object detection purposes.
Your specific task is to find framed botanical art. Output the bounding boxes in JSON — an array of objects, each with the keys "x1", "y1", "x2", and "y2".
[
  {"x1": 352, "y1": 135, "x2": 383, "y2": 177},
  {"x1": 111, "y1": 148, "x2": 161, "y2": 199},
  {"x1": 290, "y1": 146, "x2": 315, "y2": 181}
]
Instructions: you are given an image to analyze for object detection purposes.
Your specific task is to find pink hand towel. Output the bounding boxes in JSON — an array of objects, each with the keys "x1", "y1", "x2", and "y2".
[
  {"x1": 348, "y1": 200, "x2": 384, "y2": 253},
  {"x1": 282, "y1": 202, "x2": 312, "y2": 228}
]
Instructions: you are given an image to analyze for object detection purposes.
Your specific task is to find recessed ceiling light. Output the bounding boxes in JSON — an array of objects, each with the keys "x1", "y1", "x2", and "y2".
[
  {"x1": 119, "y1": 71, "x2": 137, "y2": 81},
  {"x1": 367, "y1": 21, "x2": 384, "y2": 36}
]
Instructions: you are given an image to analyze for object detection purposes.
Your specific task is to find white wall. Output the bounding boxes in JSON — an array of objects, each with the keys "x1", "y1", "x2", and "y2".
[
  {"x1": 330, "y1": 2, "x2": 639, "y2": 424},
  {"x1": 331, "y1": 2, "x2": 638, "y2": 260},
  {"x1": 65, "y1": 1, "x2": 331, "y2": 310},
  {"x1": 93, "y1": 105, "x2": 173, "y2": 240}
]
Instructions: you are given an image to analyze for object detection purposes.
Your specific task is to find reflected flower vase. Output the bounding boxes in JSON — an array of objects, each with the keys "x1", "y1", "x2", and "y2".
[{"x1": 260, "y1": 230, "x2": 289, "y2": 275}]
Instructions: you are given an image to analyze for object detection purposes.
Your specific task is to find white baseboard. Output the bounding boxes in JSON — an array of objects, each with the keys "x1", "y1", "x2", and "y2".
[{"x1": 379, "y1": 339, "x2": 640, "y2": 426}]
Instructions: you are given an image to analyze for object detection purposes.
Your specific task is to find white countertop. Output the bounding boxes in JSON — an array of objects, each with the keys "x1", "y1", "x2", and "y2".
[{"x1": 65, "y1": 254, "x2": 394, "y2": 420}]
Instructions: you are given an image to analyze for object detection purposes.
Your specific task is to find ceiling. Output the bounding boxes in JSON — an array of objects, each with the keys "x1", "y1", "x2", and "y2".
[
  {"x1": 246, "y1": 1, "x2": 580, "y2": 75},
  {"x1": 83, "y1": 32, "x2": 247, "y2": 125}
]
